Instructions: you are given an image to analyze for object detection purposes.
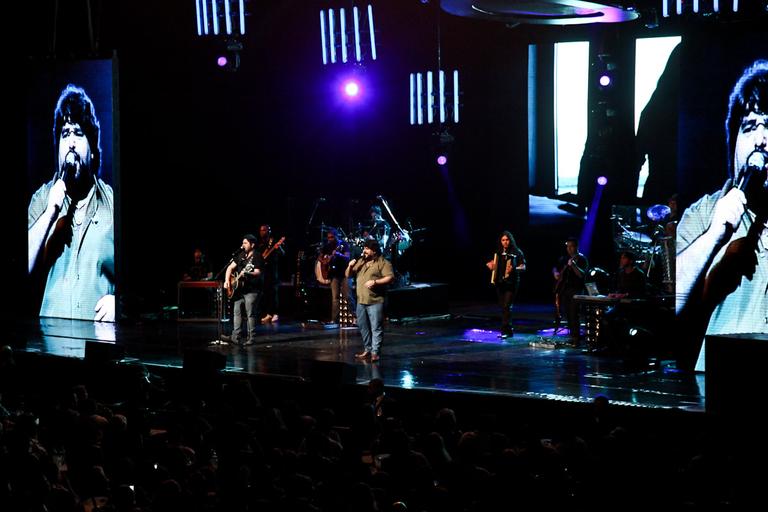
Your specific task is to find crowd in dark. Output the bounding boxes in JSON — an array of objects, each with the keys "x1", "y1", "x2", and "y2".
[{"x1": 0, "y1": 344, "x2": 762, "y2": 511}]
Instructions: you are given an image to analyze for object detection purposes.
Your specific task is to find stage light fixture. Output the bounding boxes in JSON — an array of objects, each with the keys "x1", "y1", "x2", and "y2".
[
  {"x1": 597, "y1": 175, "x2": 608, "y2": 185},
  {"x1": 599, "y1": 74, "x2": 611, "y2": 87},
  {"x1": 409, "y1": 69, "x2": 460, "y2": 126},
  {"x1": 320, "y1": 4, "x2": 378, "y2": 65},
  {"x1": 436, "y1": 155, "x2": 448, "y2": 166},
  {"x1": 195, "y1": 0, "x2": 247, "y2": 36}
]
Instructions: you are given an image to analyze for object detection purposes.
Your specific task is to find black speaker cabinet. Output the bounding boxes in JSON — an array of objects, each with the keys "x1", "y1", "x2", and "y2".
[{"x1": 706, "y1": 333, "x2": 768, "y2": 416}]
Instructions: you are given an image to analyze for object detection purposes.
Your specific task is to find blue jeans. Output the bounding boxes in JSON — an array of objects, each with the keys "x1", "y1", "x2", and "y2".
[
  {"x1": 233, "y1": 291, "x2": 260, "y2": 343},
  {"x1": 356, "y1": 302, "x2": 384, "y2": 355}
]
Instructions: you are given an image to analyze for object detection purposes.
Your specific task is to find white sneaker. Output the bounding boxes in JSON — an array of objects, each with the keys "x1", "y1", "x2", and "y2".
[
  {"x1": 270, "y1": 314, "x2": 279, "y2": 322},
  {"x1": 260, "y1": 314, "x2": 272, "y2": 323}
]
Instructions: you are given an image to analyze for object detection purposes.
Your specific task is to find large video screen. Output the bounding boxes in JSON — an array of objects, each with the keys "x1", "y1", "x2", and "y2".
[
  {"x1": 27, "y1": 59, "x2": 117, "y2": 322},
  {"x1": 675, "y1": 33, "x2": 768, "y2": 370}
]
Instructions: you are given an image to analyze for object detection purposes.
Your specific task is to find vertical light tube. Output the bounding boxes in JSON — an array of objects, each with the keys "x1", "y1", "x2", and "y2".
[
  {"x1": 212, "y1": 0, "x2": 219, "y2": 35},
  {"x1": 439, "y1": 70, "x2": 446, "y2": 124},
  {"x1": 676, "y1": 0, "x2": 682, "y2": 15},
  {"x1": 202, "y1": 0, "x2": 209, "y2": 34},
  {"x1": 340, "y1": 8, "x2": 348, "y2": 63},
  {"x1": 320, "y1": 11, "x2": 328, "y2": 65},
  {"x1": 453, "y1": 70, "x2": 460, "y2": 123},
  {"x1": 409, "y1": 73, "x2": 415, "y2": 126},
  {"x1": 693, "y1": 0, "x2": 699, "y2": 13},
  {"x1": 353, "y1": 6, "x2": 362, "y2": 62},
  {"x1": 417, "y1": 73, "x2": 423, "y2": 125},
  {"x1": 330, "y1": 9, "x2": 337, "y2": 64},
  {"x1": 368, "y1": 5, "x2": 377, "y2": 61},
  {"x1": 239, "y1": 0, "x2": 245, "y2": 34},
  {"x1": 733, "y1": 0, "x2": 739, "y2": 12},
  {"x1": 427, "y1": 71, "x2": 434, "y2": 124},
  {"x1": 662, "y1": 0, "x2": 669, "y2": 17},
  {"x1": 714, "y1": 0, "x2": 720, "y2": 12},
  {"x1": 196, "y1": 0, "x2": 202, "y2": 36},
  {"x1": 224, "y1": 0, "x2": 232, "y2": 35}
]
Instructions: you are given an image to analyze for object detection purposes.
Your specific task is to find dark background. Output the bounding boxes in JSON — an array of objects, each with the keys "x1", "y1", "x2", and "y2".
[{"x1": 9, "y1": 1, "x2": 768, "y2": 320}]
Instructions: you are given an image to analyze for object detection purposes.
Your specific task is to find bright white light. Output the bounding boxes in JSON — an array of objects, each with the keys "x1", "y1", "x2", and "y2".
[
  {"x1": 341, "y1": 8, "x2": 348, "y2": 63},
  {"x1": 195, "y1": 0, "x2": 202, "y2": 36},
  {"x1": 417, "y1": 73, "x2": 423, "y2": 125},
  {"x1": 344, "y1": 81, "x2": 360, "y2": 97},
  {"x1": 427, "y1": 71, "x2": 434, "y2": 124},
  {"x1": 239, "y1": 0, "x2": 245, "y2": 34},
  {"x1": 329, "y1": 9, "x2": 336, "y2": 64},
  {"x1": 453, "y1": 70, "x2": 459, "y2": 123},
  {"x1": 212, "y1": 0, "x2": 219, "y2": 35},
  {"x1": 368, "y1": 5, "x2": 377, "y2": 60},
  {"x1": 410, "y1": 73, "x2": 415, "y2": 125},
  {"x1": 439, "y1": 70, "x2": 446, "y2": 124},
  {"x1": 202, "y1": 0, "x2": 209, "y2": 34},
  {"x1": 554, "y1": 41, "x2": 589, "y2": 195},
  {"x1": 320, "y1": 11, "x2": 328, "y2": 65},
  {"x1": 353, "y1": 7, "x2": 362, "y2": 62},
  {"x1": 634, "y1": 36, "x2": 681, "y2": 198},
  {"x1": 224, "y1": 0, "x2": 232, "y2": 35}
]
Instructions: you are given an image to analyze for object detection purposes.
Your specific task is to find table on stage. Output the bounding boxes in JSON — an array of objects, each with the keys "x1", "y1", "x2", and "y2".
[
  {"x1": 177, "y1": 280, "x2": 222, "y2": 321},
  {"x1": 573, "y1": 295, "x2": 646, "y2": 349}
]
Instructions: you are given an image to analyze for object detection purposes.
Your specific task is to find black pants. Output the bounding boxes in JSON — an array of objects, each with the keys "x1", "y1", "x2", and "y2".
[
  {"x1": 559, "y1": 289, "x2": 581, "y2": 341},
  {"x1": 496, "y1": 285, "x2": 518, "y2": 334}
]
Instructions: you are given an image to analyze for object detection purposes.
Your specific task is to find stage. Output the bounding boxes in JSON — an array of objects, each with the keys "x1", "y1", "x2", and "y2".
[{"x1": 9, "y1": 301, "x2": 705, "y2": 412}]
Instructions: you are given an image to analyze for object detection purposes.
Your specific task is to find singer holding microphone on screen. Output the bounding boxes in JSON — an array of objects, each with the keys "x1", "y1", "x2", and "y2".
[
  {"x1": 677, "y1": 60, "x2": 768, "y2": 369},
  {"x1": 28, "y1": 84, "x2": 115, "y2": 322}
]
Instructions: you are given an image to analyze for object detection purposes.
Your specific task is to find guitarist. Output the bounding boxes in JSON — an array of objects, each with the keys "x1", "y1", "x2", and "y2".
[
  {"x1": 552, "y1": 237, "x2": 589, "y2": 346},
  {"x1": 320, "y1": 228, "x2": 352, "y2": 323},
  {"x1": 223, "y1": 234, "x2": 264, "y2": 346},
  {"x1": 257, "y1": 224, "x2": 284, "y2": 324}
]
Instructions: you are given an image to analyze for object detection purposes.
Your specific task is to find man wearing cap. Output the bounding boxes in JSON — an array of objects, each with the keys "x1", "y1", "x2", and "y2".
[
  {"x1": 346, "y1": 239, "x2": 394, "y2": 362},
  {"x1": 223, "y1": 234, "x2": 263, "y2": 346}
]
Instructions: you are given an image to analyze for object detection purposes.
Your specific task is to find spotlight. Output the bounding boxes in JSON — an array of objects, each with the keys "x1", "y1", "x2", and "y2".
[
  {"x1": 436, "y1": 155, "x2": 448, "y2": 166},
  {"x1": 598, "y1": 74, "x2": 611, "y2": 87},
  {"x1": 217, "y1": 56, "x2": 228, "y2": 67},
  {"x1": 597, "y1": 176, "x2": 608, "y2": 185},
  {"x1": 343, "y1": 80, "x2": 360, "y2": 97}
]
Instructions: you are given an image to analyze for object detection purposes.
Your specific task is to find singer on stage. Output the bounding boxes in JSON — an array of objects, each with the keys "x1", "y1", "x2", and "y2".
[
  {"x1": 486, "y1": 231, "x2": 526, "y2": 338},
  {"x1": 28, "y1": 84, "x2": 115, "y2": 321},
  {"x1": 346, "y1": 239, "x2": 394, "y2": 362},
  {"x1": 677, "y1": 59, "x2": 768, "y2": 369}
]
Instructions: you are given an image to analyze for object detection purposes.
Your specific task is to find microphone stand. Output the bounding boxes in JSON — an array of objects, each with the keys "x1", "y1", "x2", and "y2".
[{"x1": 210, "y1": 253, "x2": 238, "y2": 345}]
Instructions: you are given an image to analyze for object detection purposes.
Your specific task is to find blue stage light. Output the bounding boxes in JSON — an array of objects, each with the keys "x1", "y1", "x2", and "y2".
[
  {"x1": 597, "y1": 176, "x2": 608, "y2": 186},
  {"x1": 343, "y1": 80, "x2": 360, "y2": 98}
]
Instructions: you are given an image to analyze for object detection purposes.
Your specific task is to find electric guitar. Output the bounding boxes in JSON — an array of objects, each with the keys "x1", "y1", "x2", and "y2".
[
  {"x1": 262, "y1": 237, "x2": 286, "y2": 260},
  {"x1": 227, "y1": 262, "x2": 255, "y2": 299}
]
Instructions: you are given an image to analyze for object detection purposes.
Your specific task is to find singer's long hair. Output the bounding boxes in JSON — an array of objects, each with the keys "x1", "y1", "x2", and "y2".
[
  {"x1": 726, "y1": 60, "x2": 768, "y2": 178},
  {"x1": 498, "y1": 231, "x2": 521, "y2": 255},
  {"x1": 53, "y1": 84, "x2": 102, "y2": 177}
]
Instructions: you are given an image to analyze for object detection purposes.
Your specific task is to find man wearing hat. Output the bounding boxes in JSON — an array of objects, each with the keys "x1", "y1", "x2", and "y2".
[
  {"x1": 346, "y1": 239, "x2": 394, "y2": 362},
  {"x1": 223, "y1": 234, "x2": 264, "y2": 346}
]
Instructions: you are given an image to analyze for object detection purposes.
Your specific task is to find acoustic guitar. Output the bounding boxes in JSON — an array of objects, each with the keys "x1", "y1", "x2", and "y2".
[{"x1": 227, "y1": 262, "x2": 255, "y2": 299}]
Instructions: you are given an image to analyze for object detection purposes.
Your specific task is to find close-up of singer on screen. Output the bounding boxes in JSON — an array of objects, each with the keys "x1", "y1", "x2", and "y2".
[{"x1": 676, "y1": 59, "x2": 768, "y2": 369}]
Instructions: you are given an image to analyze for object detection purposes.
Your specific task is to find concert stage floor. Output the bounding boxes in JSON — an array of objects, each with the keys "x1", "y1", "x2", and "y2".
[{"x1": 11, "y1": 303, "x2": 705, "y2": 412}]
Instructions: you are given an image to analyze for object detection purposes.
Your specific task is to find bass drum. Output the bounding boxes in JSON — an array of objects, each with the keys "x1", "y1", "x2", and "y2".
[{"x1": 391, "y1": 230, "x2": 412, "y2": 256}]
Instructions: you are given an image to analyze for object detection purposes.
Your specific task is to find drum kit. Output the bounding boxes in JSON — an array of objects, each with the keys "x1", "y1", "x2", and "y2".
[{"x1": 612, "y1": 203, "x2": 675, "y2": 292}]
